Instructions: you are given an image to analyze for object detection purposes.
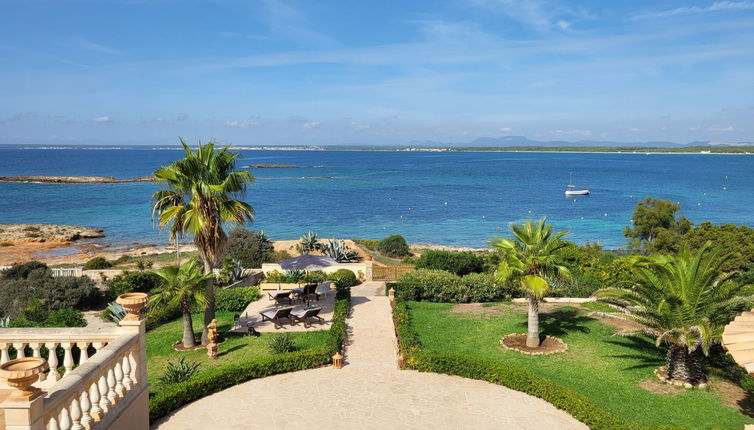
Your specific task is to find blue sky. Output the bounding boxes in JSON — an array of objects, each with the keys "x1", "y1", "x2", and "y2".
[{"x1": 1, "y1": 0, "x2": 753, "y2": 146}]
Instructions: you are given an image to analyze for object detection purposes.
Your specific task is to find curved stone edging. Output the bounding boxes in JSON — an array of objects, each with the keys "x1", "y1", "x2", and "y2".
[{"x1": 499, "y1": 333, "x2": 568, "y2": 355}]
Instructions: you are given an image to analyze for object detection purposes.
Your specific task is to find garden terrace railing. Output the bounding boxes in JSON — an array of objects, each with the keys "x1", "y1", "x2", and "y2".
[{"x1": 0, "y1": 294, "x2": 149, "y2": 430}]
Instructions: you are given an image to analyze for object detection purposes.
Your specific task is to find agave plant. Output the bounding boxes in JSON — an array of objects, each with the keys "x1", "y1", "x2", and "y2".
[
  {"x1": 0, "y1": 316, "x2": 10, "y2": 328},
  {"x1": 106, "y1": 302, "x2": 127, "y2": 323},
  {"x1": 298, "y1": 231, "x2": 322, "y2": 255},
  {"x1": 157, "y1": 357, "x2": 201, "y2": 386},
  {"x1": 219, "y1": 259, "x2": 245, "y2": 286},
  {"x1": 324, "y1": 239, "x2": 361, "y2": 263},
  {"x1": 283, "y1": 270, "x2": 306, "y2": 283}
]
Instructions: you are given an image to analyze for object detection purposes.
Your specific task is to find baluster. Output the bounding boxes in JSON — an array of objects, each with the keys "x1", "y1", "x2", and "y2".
[
  {"x1": 59, "y1": 406, "x2": 72, "y2": 430},
  {"x1": 107, "y1": 368, "x2": 117, "y2": 405},
  {"x1": 98, "y1": 375, "x2": 110, "y2": 413},
  {"x1": 0, "y1": 343, "x2": 9, "y2": 364},
  {"x1": 30, "y1": 342, "x2": 41, "y2": 357},
  {"x1": 13, "y1": 342, "x2": 26, "y2": 358},
  {"x1": 92, "y1": 342, "x2": 105, "y2": 356},
  {"x1": 128, "y1": 349, "x2": 138, "y2": 385},
  {"x1": 80, "y1": 391, "x2": 92, "y2": 429},
  {"x1": 89, "y1": 382, "x2": 102, "y2": 422},
  {"x1": 47, "y1": 342, "x2": 61, "y2": 381},
  {"x1": 121, "y1": 354, "x2": 132, "y2": 391},
  {"x1": 114, "y1": 361, "x2": 125, "y2": 397},
  {"x1": 70, "y1": 398, "x2": 83, "y2": 430},
  {"x1": 61, "y1": 342, "x2": 74, "y2": 377},
  {"x1": 48, "y1": 414, "x2": 60, "y2": 430},
  {"x1": 78, "y1": 342, "x2": 90, "y2": 364}
]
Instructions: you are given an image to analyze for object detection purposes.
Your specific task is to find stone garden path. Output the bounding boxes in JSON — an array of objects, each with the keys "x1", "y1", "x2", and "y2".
[{"x1": 152, "y1": 282, "x2": 587, "y2": 430}]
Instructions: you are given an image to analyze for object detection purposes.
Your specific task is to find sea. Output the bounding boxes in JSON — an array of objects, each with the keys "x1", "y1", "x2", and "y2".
[{"x1": 1, "y1": 147, "x2": 753, "y2": 250}]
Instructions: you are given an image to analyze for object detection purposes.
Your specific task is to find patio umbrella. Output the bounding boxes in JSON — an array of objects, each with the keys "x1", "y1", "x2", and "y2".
[{"x1": 277, "y1": 254, "x2": 337, "y2": 271}]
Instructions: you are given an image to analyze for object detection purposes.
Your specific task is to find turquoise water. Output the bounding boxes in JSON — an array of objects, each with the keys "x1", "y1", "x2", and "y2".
[{"x1": 0, "y1": 147, "x2": 752, "y2": 249}]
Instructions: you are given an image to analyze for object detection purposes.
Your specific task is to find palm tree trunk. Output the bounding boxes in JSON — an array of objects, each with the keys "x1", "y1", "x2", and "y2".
[
  {"x1": 666, "y1": 345, "x2": 706, "y2": 385},
  {"x1": 200, "y1": 259, "x2": 215, "y2": 345},
  {"x1": 526, "y1": 294, "x2": 541, "y2": 348},
  {"x1": 181, "y1": 305, "x2": 195, "y2": 348}
]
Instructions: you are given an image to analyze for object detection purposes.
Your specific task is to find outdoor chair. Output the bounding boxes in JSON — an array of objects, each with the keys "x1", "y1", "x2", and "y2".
[
  {"x1": 292, "y1": 283, "x2": 320, "y2": 303},
  {"x1": 268, "y1": 290, "x2": 292, "y2": 306},
  {"x1": 315, "y1": 281, "x2": 332, "y2": 298},
  {"x1": 260, "y1": 306, "x2": 294, "y2": 329},
  {"x1": 290, "y1": 306, "x2": 324, "y2": 328}
]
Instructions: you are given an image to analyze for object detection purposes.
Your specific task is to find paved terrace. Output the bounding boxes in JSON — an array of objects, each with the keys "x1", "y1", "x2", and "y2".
[{"x1": 153, "y1": 282, "x2": 587, "y2": 430}]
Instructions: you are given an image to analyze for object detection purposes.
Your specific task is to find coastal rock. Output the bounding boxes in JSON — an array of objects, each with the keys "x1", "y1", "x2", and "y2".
[
  {"x1": 0, "y1": 224, "x2": 105, "y2": 243},
  {"x1": 0, "y1": 175, "x2": 153, "y2": 184}
]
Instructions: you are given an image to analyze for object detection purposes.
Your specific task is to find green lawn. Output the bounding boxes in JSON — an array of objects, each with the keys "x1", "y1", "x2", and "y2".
[
  {"x1": 146, "y1": 310, "x2": 329, "y2": 386},
  {"x1": 408, "y1": 301, "x2": 754, "y2": 429}
]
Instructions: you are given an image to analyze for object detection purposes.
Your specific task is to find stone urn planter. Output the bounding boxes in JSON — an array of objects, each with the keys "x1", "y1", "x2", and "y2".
[
  {"x1": 116, "y1": 292, "x2": 149, "y2": 321},
  {"x1": 0, "y1": 357, "x2": 49, "y2": 401}
]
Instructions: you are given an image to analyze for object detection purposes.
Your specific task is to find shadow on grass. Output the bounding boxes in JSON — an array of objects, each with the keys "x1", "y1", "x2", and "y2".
[
  {"x1": 519, "y1": 309, "x2": 592, "y2": 338},
  {"x1": 604, "y1": 336, "x2": 664, "y2": 370},
  {"x1": 215, "y1": 343, "x2": 247, "y2": 358}
]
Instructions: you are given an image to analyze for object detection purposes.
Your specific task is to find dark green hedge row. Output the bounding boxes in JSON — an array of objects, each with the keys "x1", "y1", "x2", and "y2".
[
  {"x1": 391, "y1": 297, "x2": 682, "y2": 430},
  {"x1": 149, "y1": 288, "x2": 351, "y2": 422}
]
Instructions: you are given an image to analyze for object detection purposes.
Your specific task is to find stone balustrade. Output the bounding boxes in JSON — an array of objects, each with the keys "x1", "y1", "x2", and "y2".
[{"x1": 0, "y1": 293, "x2": 149, "y2": 430}]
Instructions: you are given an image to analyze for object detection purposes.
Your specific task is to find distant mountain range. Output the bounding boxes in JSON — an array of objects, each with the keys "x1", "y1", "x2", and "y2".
[{"x1": 407, "y1": 136, "x2": 753, "y2": 148}]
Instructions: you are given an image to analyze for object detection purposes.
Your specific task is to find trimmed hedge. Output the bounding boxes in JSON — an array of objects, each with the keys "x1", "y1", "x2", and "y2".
[
  {"x1": 414, "y1": 250, "x2": 484, "y2": 275},
  {"x1": 395, "y1": 269, "x2": 514, "y2": 303},
  {"x1": 391, "y1": 297, "x2": 680, "y2": 430},
  {"x1": 215, "y1": 287, "x2": 261, "y2": 312},
  {"x1": 329, "y1": 269, "x2": 358, "y2": 289},
  {"x1": 149, "y1": 288, "x2": 351, "y2": 422}
]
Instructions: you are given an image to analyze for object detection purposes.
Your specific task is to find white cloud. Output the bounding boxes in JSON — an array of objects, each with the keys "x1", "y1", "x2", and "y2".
[
  {"x1": 707, "y1": 126, "x2": 736, "y2": 132},
  {"x1": 72, "y1": 37, "x2": 122, "y2": 55},
  {"x1": 91, "y1": 116, "x2": 111, "y2": 123},
  {"x1": 302, "y1": 121, "x2": 321, "y2": 130},
  {"x1": 500, "y1": 127, "x2": 512, "y2": 133},
  {"x1": 628, "y1": 127, "x2": 641, "y2": 132},
  {"x1": 224, "y1": 119, "x2": 259, "y2": 128},
  {"x1": 636, "y1": 1, "x2": 754, "y2": 19},
  {"x1": 556, "y1": 20, "x2": 571, "y2": 31}
]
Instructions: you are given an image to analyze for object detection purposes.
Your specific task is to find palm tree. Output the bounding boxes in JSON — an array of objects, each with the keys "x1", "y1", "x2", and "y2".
[
  {"x1": 492, "y1": 218, "x2": 571, "y2": 348},
  {"x1": 595, "y1": 243, "x2": 749, "y2": 385},
  {"x1": 152, "y1": 138, "x2": 254, "y2": 344},
  {"x1": 149, "y1": 260, "x2": 214, "y2": 348}
]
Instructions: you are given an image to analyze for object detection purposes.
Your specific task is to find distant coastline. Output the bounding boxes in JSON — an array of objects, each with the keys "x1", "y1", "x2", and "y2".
[{"x1": 0, "y1": 175, "x2": 153, "y2": 184}]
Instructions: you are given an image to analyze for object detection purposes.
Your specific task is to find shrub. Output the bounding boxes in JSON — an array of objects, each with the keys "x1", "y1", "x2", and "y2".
[
  {"x1": 227, "y1": 228, "x2": 274, "y2": 268},
  {"x1": 414, "y1": 250, "x2": 484, "y2": 276},
  {"x1": 396, "y1": 269, "x2": 462, "y2": 302},
  {"x1": 145, "y1": 303, "x2": 182, "y2": 331},
  {"x1": 377, "y1": 235, "x2": 410, "y2": 257},
  {"x1": 107, "y1": 271, "x2": 163, "y2": 301},
  {"x1": 328, "y1": 269, "x2": 358, "y2": 289},
  {"x1": 271, "y1": 250, "x2": 292, "y2": 261},
  {"x1": 149, "y1": 288, "x2": 351, "y2": 421},
  {"x1": 354, "y1": 239, "x2": 378, "y2": 251},
  {"x1": 1, "y1": 261, "x2": 48, "y2": 280},
  {"x1": 157, "y1": 357, "x2": 201, "y2": 386},
  {"x1": 22, "y1": 226, "x2": 40, "y2": 232},
  {"x1": 215, "y1": 287, "x2": 261, "y2": 312},
  {"x1": 267, "y1": 333, "x2": 296, "y2": 354},
  {"x1": 83, "y1": 257, "x2": 112, "y2": 270},
  {"x1": 0, "y1": 242, "x2": 12, "y2": 247},
  {"x1": 0, "y1": 267, "x2": 99, "y2": 318},
  {"x1": 45, "y1": 308, "x2": 86, "y2": 327},
  {"x1": 460, "y1": 273, "x2": 514, "y2": 302}
]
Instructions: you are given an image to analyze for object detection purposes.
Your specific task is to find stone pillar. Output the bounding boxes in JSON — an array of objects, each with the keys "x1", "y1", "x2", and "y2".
[
  {"x1": 365, "y1": 260, "x2": 374, "y2": 282},
  {"x1": 0, "y1": 396, "x2": 45, "y2": 430}
]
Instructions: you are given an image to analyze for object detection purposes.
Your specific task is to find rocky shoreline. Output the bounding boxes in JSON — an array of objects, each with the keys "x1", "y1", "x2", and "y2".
[
  {"x1": 0, "y1": 224, "x2": 105, "y2": 243},
  {"x1": 0, "y1": 175, "x2": 153, "y2": 183}
]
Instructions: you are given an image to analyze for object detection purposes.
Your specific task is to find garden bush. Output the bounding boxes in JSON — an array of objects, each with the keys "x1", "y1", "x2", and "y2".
[
  {"x1": 83, "y1": 257, "x2": 113, "y2": 270},
  {"x1": 267, "y1": 333, "x2": 296, "y2": 354},
  {"x1": 44, "y1": 308, "x2": 87, "y2": 327},
  {"x1": 215, "y1": 287, "x2": 261, "y2": 312},
  {"x1": 149, "y1": 288, "x2": 351, "y2": 422},
  {"x1": 9, "y1": 301, "x2": 86, "y2": 327},
  {"x1": 328, "y1": 268, "x2": 358, "y2": 289},
  {"x1": 377, "y1": 235, "x2": 410, "y2": 257},
  {"x1": 157, "y1": 357, "x2": 201, "y2": 386},
  {"x1": 354, "y1": 239, "x2": 378, "y2": 251},
  {"x1": 414, "y1": 250, "x2": 484, "y2": 276},
  {"x1": 460, "y1": 273, "x2": 515, "y2": 302},
  {"x1": 396, "y1": 269, "x2": 462, "y2": 302},
  {"x1": 107, "y1": 271, "x2": 164, "y2": 301},
  {"x1": 227, "y1": 228, "x2": 274, "y2": 268},
  {"x1": 0, "y1": 261, "x2": 48, "y2": 279}
]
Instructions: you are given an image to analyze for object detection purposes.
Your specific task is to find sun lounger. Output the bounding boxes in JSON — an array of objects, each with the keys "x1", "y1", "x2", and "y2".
[
  {"x1": 268, "y1": 290, "x2": 292, "y2": 306},
  {"x1": 315, "y1": 281, "x2": 332, "y2": 298},
  {"x1": 260, "y1": 307, "x2": 294, "y2": 329},
  {"x1": 290, "y1": 306, "x2": 324, "y2": 328},
  {"x1": 292, "y1": 283, "x2": 320, "y2": 303}
]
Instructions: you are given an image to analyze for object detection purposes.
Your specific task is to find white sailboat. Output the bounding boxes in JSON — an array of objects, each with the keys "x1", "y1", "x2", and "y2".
[{"x1": 565, "y1": 173, "x2": 590, "y2": 196}]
